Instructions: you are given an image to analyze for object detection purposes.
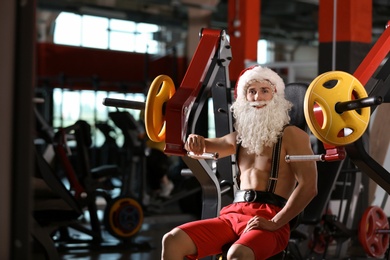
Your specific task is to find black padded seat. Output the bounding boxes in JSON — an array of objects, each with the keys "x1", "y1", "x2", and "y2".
[
  {"x1": 33, "y1": 146, "x2": 82, "y2": 219},
  {"x1": 33, "y1": 177, "x2": 81, "y2": 223},
  {"x1": 32, "y1": 146, "x2": 83, "y2": 259}
]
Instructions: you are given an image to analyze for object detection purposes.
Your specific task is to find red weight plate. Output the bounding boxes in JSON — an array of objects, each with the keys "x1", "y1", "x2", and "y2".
[{"x1": 358, "y1": 206, "x2": 389, "y2": 258}]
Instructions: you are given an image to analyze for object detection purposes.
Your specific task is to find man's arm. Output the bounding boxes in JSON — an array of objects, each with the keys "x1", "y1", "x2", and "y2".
[
  {"x1": 271, "y1": 126, "x2": 318, "y2": 229},
  {"x1": 185, "y1": 132, "x2": 237, "y2": 158},
  {"x1": 249, "y1": 126, "x2": 317, "y2": 232}
]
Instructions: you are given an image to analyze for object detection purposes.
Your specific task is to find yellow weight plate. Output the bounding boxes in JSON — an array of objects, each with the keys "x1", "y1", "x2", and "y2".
[
  {"x1": 104, "y1": 196, "x2": 143, "y2": 238},
  {"x1": 145, "y1": 75, "x2": 175, "y2": 142},
  {"x1": 304, "y1": 71, "x2": 370, "y2": 146}
]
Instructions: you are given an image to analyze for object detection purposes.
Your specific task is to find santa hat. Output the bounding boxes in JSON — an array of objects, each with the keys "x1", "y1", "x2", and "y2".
[{"x1": 234, "y1": 65, "x2": 285, "y2": 99}]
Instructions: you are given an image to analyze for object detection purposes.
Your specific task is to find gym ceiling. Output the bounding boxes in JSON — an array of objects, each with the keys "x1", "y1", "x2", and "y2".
[{"x1": 37, "y1": 0, "x2": 390, "y2": 46}]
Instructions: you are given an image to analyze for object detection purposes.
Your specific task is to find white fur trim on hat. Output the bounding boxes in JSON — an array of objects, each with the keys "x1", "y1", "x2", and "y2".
[{"x1": 235, "y1": 65, "x2": 285, "y2": 99}]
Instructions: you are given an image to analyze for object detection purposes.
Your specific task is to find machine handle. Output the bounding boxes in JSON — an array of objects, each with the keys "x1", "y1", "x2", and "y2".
[
  {"x1": 187, "y1": 152, "x2": 219, "y2": 160},
  {"x1": 335, "y1": 96, "x2": 382, "y2": 114},
  {"x1": 103, "y1": 98, "x2": 146, "y2": 110},
  {"x1": 285, "y1": 154, "x2": 325, "y2": 163}
]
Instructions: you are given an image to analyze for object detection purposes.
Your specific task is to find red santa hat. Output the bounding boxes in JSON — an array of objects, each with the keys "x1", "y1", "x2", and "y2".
[{"x1": 234, "y1": 65, "x2": 285, "y2": 100}]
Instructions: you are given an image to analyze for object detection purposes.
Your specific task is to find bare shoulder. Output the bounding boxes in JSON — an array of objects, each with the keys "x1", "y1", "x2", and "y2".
[
  {"x1": 283, "y1": 125, "x2": 313, "y2": 153},
  {"x1": 283, "y1": 125, "x2": 310, "y2": 140}
]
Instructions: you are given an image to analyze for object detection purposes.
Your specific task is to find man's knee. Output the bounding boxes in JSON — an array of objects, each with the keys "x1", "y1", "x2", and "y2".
[
  {"x1": 227, "y1": 244, "x2": 255, "y2": 260},
  {"x1": 162, "y1": 228, "x2": 197, "y2": 256},
  {"x1": 162, "y1": 229, "x2": 178, "y2": 249}
]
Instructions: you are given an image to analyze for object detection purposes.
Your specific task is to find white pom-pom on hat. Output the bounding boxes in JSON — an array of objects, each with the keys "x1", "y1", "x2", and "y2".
[{"x1": 234, "y1": 65, "x2": 285, "y2": 99}]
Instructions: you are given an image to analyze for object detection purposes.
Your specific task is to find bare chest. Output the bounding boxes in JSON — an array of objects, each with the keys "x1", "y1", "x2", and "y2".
[
  {"x1": 237, "y1": 146, "x2": 292, "y2": 193},
  {"x1": 237, "y1": 146, "x2": 274, "y2": 173}
]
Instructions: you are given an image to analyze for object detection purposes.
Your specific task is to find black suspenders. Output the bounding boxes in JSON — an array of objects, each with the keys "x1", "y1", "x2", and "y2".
[
  {"x1": 267, "y1": 135, "x2": 283, "y2": 193},
  {"x1": 235, "y1": 143, "x2": 242, "y2": 189},
  {"x1": 236, "y1": 126, "x2": 287, "y2": 192}
]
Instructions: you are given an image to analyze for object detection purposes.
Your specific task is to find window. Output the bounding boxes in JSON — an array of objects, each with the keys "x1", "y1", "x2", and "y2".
[
  {"x1": 53, "y1": 12, "x2": 162, "y2": 54},
  {"x1": 109, "y1": 19, "x2": 137, "y2": 52},
  {"x1": 53, "y1": 12, "x2": 82, "y2": 46},
  {"x1": 258, "y1": 39, "x2": 274, "y2": 64},
  {"x1": 81, "y1": 15, "x2": 109, "y2": 49},
  {"x1": 53, "y1": 88, "x2": 145, "y2": 147}
]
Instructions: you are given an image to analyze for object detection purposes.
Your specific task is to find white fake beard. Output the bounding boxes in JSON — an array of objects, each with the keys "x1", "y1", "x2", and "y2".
[{"x1": 231, "y1": 95, "x2": 292, "y2": 155}]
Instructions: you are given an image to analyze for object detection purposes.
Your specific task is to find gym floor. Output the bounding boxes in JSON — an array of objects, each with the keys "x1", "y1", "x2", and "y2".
[
  {"x1": 37, "y1": 200, "x2": 374, "y2": 260},
  {"x1": 56, "y1": 200, "x2": 196, "y2": 260},
  {"x1": 33, "y1": 181, "x2": 374, "y2": 260}
]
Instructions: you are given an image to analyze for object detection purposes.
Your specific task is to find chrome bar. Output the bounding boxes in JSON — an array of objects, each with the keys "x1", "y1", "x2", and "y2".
[
  {"x1": 187, "y1": 152, "x2": 219, "y2": 160},
  {"x1": 285, "y1": 154, "x2": 325, "y2": 163}
]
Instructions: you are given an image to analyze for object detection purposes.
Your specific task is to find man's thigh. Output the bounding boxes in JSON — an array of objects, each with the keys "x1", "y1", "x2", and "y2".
[{"x1": 179, "y1": 218, "x2": 238, "y2": 258}]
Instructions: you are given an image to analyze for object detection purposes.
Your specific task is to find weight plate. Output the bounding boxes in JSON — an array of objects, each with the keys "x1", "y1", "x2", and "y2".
[
  {"x1": 358, "y1": 206, "x2": 389, "y2": 258},
  {"x1": 304, "y1": 71, "x2": 370, "y2": 146}
]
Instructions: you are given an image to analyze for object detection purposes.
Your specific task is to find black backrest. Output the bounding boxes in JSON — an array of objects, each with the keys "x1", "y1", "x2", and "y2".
[{"x1": 284, "y1": 82, "x2": 309, "y2": 131}]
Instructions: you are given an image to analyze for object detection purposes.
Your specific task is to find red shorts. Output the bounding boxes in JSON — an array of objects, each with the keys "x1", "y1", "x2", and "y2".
[{"x1": 178, "y1": 202, "x2": 290, "y2": 260}]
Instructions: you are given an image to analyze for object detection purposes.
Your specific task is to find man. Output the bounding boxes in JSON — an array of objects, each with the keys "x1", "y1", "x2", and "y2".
[{"x1": 161, "y1": 65, "x2": 318, "y2": 260}]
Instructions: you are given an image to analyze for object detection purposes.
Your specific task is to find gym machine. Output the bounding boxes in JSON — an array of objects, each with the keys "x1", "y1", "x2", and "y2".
[
  {"x1": 104, "y1": 21, "x2": 390, "y2": 259},
  {"x1": 287, "y1": 21, "x2": 390, "y2": 259},
  {"x1": 104, "y1": 28, "x2": 236, "y2": 220}
]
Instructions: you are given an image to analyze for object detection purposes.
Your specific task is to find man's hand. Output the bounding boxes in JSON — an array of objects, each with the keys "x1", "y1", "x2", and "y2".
[
  {"x1": 243, "y1": 216, "x2": 279, "y2": 233},
  {"x1": 185, "y1": 134, "x2": 206, "y2": 155}
]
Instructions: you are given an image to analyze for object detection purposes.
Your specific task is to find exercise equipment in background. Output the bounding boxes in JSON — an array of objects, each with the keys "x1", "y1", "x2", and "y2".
[{"x1": 358, "y1": 206, "x2": 389, "y2": 258}]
